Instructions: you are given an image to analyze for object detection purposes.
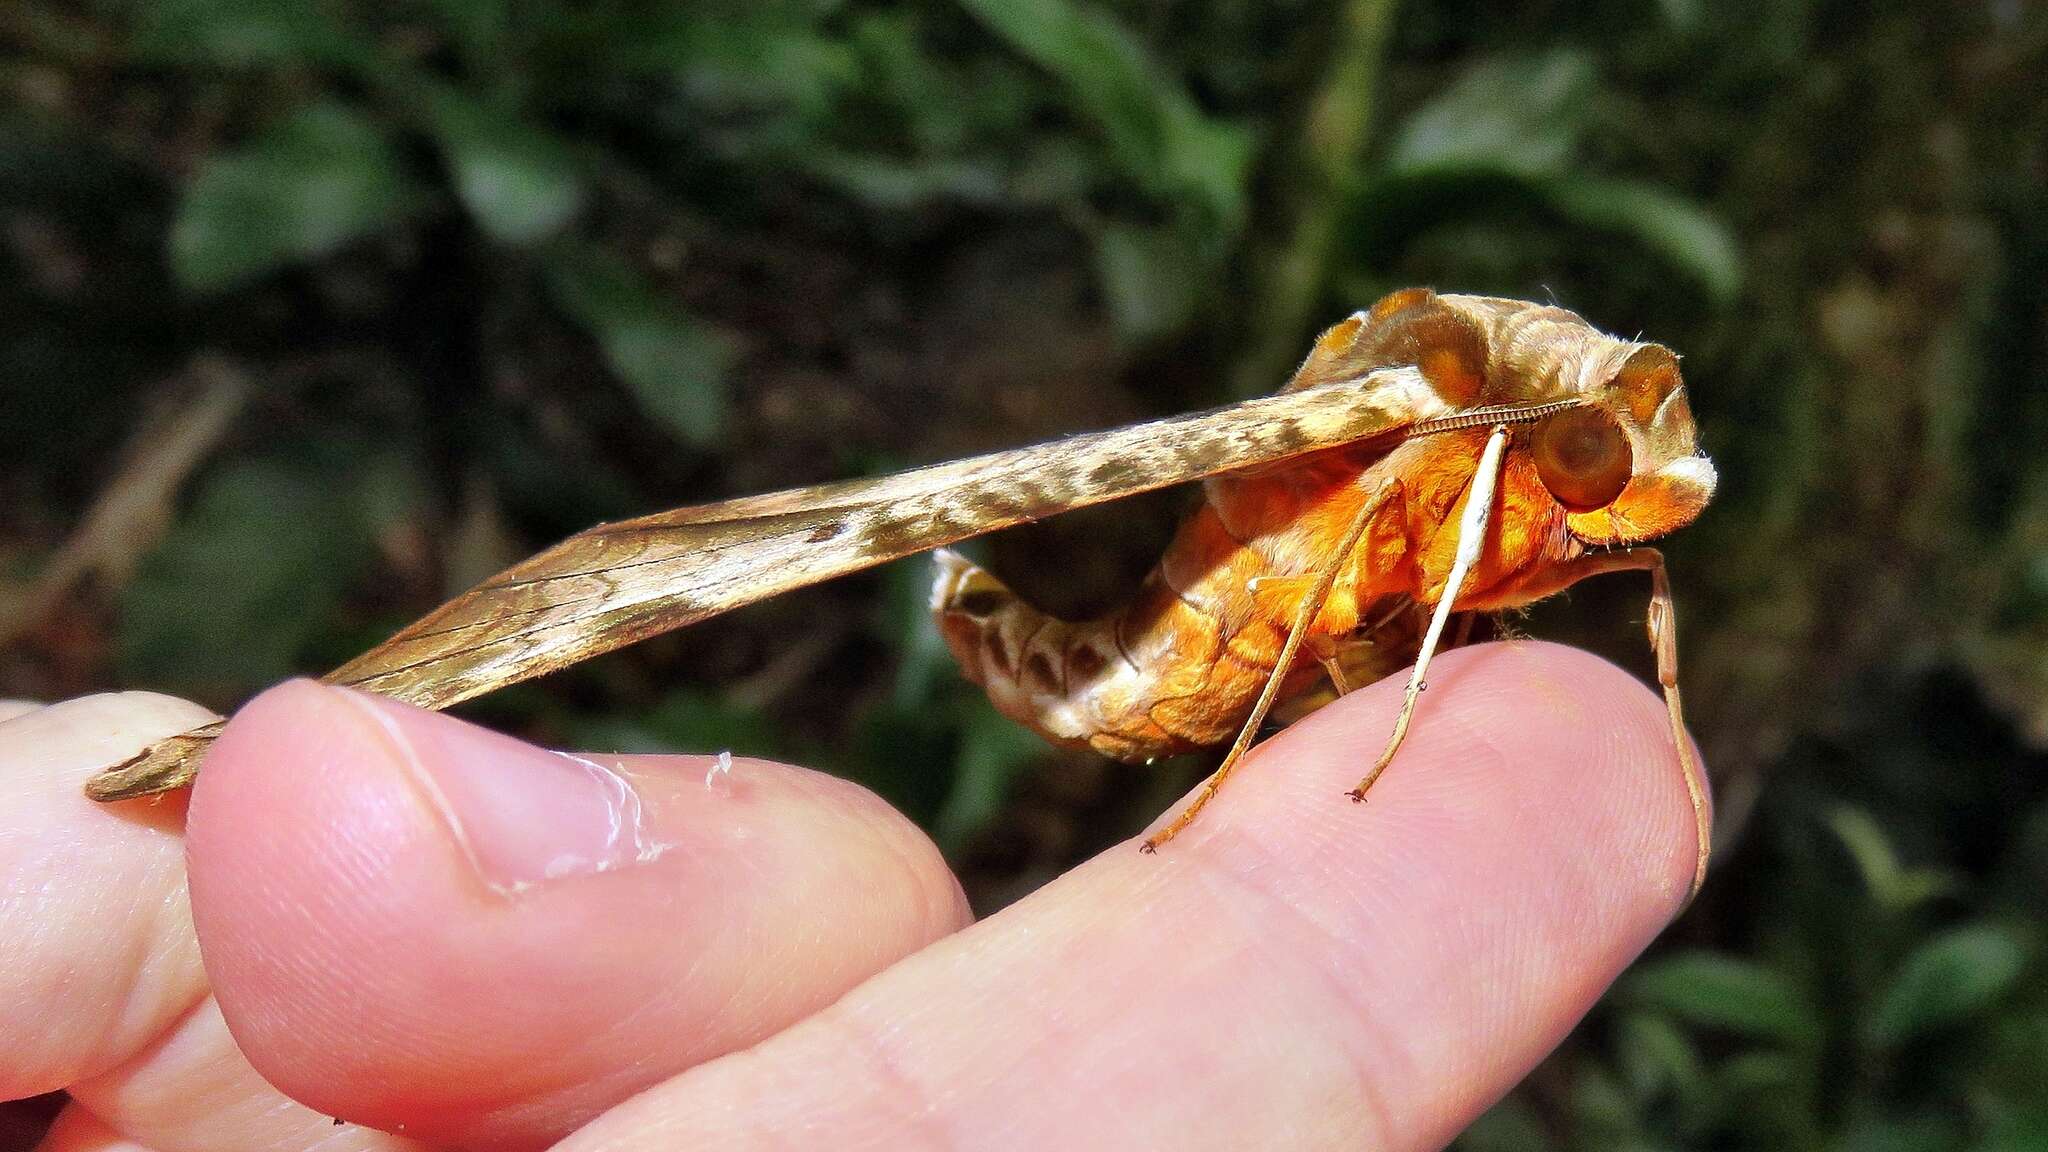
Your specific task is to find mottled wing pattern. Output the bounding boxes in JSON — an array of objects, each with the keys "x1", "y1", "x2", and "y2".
[{"x1": 87, "y1": 366, "x2": 1441, "y2": 801}]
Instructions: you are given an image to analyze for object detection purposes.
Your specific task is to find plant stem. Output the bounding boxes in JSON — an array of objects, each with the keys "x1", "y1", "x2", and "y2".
[{"x1": 1228, "y1": 0, "x2": 1401, "y2": 397}]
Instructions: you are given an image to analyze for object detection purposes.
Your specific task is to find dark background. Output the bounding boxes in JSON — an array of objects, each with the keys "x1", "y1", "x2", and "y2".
[{"x1": 4, "y1": 0, "x2": 2046, "y2": 1148}]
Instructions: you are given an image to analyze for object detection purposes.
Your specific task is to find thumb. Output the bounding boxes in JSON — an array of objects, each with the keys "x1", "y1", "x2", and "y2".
[{"x1": 184, "y1": 682, "x2": 971, "y2": 1150}]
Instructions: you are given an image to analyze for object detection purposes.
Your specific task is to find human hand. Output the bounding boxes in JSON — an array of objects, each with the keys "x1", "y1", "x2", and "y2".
[{"x1": 2, "y1": 642, "x2": 1702, "y2": 1151}]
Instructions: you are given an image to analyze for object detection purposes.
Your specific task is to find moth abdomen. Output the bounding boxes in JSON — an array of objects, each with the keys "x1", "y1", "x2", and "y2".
[{"x1": 929, "y1": 548, "x2": 1262, "y2": 763}]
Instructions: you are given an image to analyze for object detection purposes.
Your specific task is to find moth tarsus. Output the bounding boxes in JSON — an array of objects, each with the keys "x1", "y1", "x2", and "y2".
[{"x1": 85, "y1": 290, "x2": 1716, "y2": 894}]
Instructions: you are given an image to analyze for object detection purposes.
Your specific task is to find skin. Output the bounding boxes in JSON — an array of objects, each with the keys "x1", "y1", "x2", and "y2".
[{"x1": 1, "y1": 641, "x2": 1700, "y2": 1152}]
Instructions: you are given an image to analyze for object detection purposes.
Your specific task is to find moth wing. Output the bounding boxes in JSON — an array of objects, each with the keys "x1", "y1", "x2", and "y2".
[{"x1": 87, "y1": 366, "x2": 1440, "y2": 800}]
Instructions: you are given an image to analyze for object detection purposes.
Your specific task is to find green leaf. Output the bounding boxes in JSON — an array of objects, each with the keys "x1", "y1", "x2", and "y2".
[
  {"x1": 1977, "y1": 1105, "x2": 2048, "y2": 1152},
  {"x1": 1092, "y1": 222, "x2": 1204, "y2": 344},
  {"x1": 542, "y1": 246, "x2": 734, "y2": 447},
  {"x1": 1158, "y1": 106, "x2": 1256, "y2": 228},
  {"x1": 625, "y1": 16, "x2": 857, "y2": 127},
  {"x1": 1704, "y1": 1050, "x2": 1811, "y2": 1145},
  {"x1": 423, "y1": 89, "x2": 586, "y2": 245},
  {"x1": 567, "y1": 690, "x2": 777, "y2": 758},
  {"x1": 1656, "y1": 0, "x2": 1705, "y2": 33},
  {"x1": 1711, "y1": 1050, "x2": 1801, "y2": 1104},
  {"x1": 953, "y1": 0, "x2": 1164, "y2": 160},
  {"x1": 1536, "y1": 177, "x2": 1743, "y2": 305},
  {"x1": 1618, "y1": 951, "x2": 1821, "y2": 1043},
  {"x1": 804, "y1": 153, "x2": 1006, "y2": 210},
  {"x1": 169, "y1": 102, "x2": 418, "y2": 293},
  {"x1": 1863, "y1": 922, "x2": 2034, "y2": 1048},
  {"x1": 883, "y1": 554, "x2": 956, "y2": 709},
  {"x1": 1826, "y1": 806, "x2": 1960, "y2": 912},
  {"x1": 954, "y1": 0, "x2": 1250, "y2": 222},
  {"x1": 1837, "y1": 1111, "x2": 1965, "y2": 1152},
  {"x1": 1454, "y1": 1096, "x2": 1550, "y2": 1152},
  {"x1": 1993, "y1": 798, "x2": 2048, "y2": 915},
  {"x1": 845, "y1": 11, "x2": 967, "y2": 152},
  {"x1": 1567, "y1": 1059, "x2": 1643, "y2": 1142},
  {"x1": 1384, "y1": 49, "x2": 1597, "y2": 181},
  {"x1": 119, "y1": 451, "x2": 419, "y2": 697},
  {"x1": 932, "y1": 708, "x2": 1044, "y2": 852},
  {"x1": 1614, "y1": 1010, "x2": 1707, "y2": 1107},
  {"x1": 601, "y1": 323, "x2": 733, "y2": 446},
  {"x1": 416, "y1": 0, "x2": 510, "y2": 67},
  {"x1": 132, "y1": 0, "x2": 374, "y2": 69},
  {"x1": 1829, "y1": 805, "x2": 1911, "y2": 900},
  {"x1": 1976, "y1": 1005, "x2": 2048, "y2": 1110}
]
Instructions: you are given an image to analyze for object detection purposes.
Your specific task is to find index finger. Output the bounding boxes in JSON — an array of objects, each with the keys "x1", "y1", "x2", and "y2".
[
  {"x1": 560, "y1": 641, "x2": 1701, "y2": 1151},
  {"x1": 0, "y1": 693, "x2": 213, "y2": 1099}
]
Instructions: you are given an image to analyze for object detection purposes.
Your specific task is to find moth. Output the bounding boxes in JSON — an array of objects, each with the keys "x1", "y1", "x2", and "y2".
[{"x1": 84, "y1": 289, "x2": 1717, "y2": 891}]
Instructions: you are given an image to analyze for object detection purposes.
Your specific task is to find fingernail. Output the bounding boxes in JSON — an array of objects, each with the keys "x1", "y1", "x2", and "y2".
[{"x1": 332, "y1": 688, "x2": 667, "y2": 891}]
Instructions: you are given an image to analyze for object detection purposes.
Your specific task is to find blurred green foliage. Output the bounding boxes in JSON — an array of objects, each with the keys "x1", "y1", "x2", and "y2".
[{"x1": 4, "y1": 0, "x2": 2046, "y2": 1148}]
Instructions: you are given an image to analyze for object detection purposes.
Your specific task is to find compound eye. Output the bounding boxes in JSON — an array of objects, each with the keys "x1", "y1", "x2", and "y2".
[{"x1": 1533, "y1": 408, "x2": 1633, "y2": 512}]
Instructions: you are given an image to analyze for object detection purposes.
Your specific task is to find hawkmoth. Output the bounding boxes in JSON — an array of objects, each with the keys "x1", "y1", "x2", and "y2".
[{"x1": 83, "y1": 289, "x2": 1717, "y2": 890}]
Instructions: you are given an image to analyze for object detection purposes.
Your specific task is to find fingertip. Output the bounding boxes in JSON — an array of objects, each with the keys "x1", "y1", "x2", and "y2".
[
  {"x1": 187, "y1": 682, "x2": 969, "y2": 1148},
  {"x1": 4, "y1": 690, "x2": 220, "y2": 794},
  {"x1": 0, "y1": 693, "x2": 216, "y2": 1100},
  {"x1": 1447, "y1": 639, "x2": 1703, "y2": 911},
  {"x1": 1144, "y1": 640, "x2": 1701, "y2": 1142},
  {"x1": 1201, "y1": 640, "x2": 1700, "y2": 924}
]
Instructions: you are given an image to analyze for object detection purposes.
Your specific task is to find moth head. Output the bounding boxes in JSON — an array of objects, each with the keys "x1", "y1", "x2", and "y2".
[{"x1": 1534, "y1": 342, "x2": 1716, "y2": 545}]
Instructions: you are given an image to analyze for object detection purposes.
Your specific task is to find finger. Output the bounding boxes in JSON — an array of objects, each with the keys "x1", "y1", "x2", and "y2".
[
  {"x1": 185, "y1": 681, "x2": 973, "y2": 1150},
  {"x1": 0, "y1": 693, "x2": 214, "y2": 1100},
  {"x1": 558, "y1": 641, "x2": 1702, "y2": 1152},
  {"x1": 34, "y1": 1104, "x2": 150, "y2": 1152},
  {"x1": 64, "y1": 997, "x2": 427, "y2": 1152}
]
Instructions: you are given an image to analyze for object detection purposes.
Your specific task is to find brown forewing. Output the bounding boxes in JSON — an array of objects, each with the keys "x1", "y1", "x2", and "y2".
[{"x1": 87, "y1": 365, "x2": 1461, "y2": 801}]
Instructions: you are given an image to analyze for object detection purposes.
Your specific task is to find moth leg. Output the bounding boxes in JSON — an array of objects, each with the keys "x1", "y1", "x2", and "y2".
[
  {"x1": 1241, "y1": 623, "x2": 1354, "y2": 697},
  {"x1": 1245, "y1": 574, "x2": 1330, "y2": 619},
  {"x1": 1246, "y1": 569, "x2": 1370, "y2": 696},
  {"x1": 1311, "y1": 636, "x2": 1355, "y2": 697},
  {"x1": 1303, "y1": 597, "x2": 1422, "y2": 702},
  {"x1": 1141, "y1": 476, "x2": 1400, "y2": 853},
  {"x1": 1348, "y1": 424, "x2": 1512, "y2": 804},
  {"x1": 1512, "y1": 546, "x2": 1709, "y2": 899},
  {"x1": 1449, "y1": 611, "x2": 1478, "y2": 649},
  {"x1": 1632, "y1": 550, "x2": 1709, "y2": 899}
]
